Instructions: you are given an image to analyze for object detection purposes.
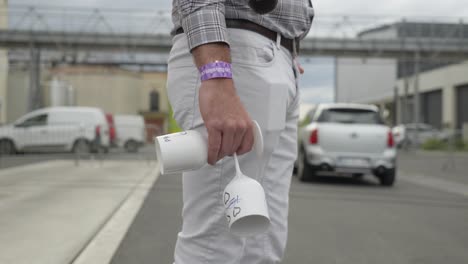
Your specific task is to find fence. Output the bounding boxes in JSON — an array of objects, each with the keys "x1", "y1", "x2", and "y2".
[
  {"x1": 4, "y1": 5, "x2": 467, "y2": 39},
  {"x1": 397, "y1": 128, "x2": 466, "y2": 150}
]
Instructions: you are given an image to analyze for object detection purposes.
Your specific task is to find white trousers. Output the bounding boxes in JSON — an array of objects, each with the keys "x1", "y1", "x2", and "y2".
[{"x1": 167, "y1": 28, "x2": 300, "y2": 264}]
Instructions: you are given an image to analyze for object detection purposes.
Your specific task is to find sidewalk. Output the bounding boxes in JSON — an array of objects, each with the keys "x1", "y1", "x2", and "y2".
[
  {"x1": 398, "y1": 150, "x2": 468, "y2": 185},
  {"x1": 0, "y1": 160, "x2": 158, "y2": 264}
]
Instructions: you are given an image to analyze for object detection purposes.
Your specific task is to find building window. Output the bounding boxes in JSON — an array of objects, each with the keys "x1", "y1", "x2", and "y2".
[{"x1": 150, "y1": 90, "x2": 160, "y2": 112}]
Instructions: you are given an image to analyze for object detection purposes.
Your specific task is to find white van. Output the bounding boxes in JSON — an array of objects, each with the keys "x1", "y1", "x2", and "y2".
[
  {"x1": 0, "y1": 107, "x2": 110, "y2": 154},
  {"x1": 114, "y1": 115, "x2": 146, "y2": 152}
]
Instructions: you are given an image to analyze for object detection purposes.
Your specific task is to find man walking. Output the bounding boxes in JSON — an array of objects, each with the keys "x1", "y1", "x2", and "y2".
[{"x1": 167, "y1": 0, "x2": 314, "y2": 263}]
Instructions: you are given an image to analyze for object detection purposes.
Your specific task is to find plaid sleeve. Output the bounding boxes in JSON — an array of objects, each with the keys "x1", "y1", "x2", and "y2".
[{"x1": 179, "y1": 1, "x2": 229, "y2": 51}]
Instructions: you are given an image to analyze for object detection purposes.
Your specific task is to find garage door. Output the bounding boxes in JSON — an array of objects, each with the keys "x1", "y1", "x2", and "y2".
[
  {"x1": 421, "y1": 89, "x2": 442, "y2": 129},
  {"x1": 457, "y1": 85, "x2": 468, "y2": 129}
]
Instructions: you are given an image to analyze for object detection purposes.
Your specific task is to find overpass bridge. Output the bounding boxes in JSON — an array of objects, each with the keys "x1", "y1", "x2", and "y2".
[
  {"x1": 2, "y1": 5, "x2": 468, "y2": 61},
  {"x1": 2, "y1": 5, "x2": 467, "y2": 121},
  {"x1": 1, "y1": 29, "x2": 468, "y2": 60}
]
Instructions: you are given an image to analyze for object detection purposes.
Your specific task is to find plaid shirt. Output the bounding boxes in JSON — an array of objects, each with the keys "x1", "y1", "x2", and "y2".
[{"x1": 172, "y1": 0, "x2": 314, "y2": 51}]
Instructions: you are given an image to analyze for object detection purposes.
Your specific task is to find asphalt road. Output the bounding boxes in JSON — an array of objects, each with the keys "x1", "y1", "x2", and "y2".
[
  {"x1": 398, "y1": 150, "x2": 468, "y2": 185},
  {"x1": 111, "y1": 170, "x2": 468, "y2": 264}
]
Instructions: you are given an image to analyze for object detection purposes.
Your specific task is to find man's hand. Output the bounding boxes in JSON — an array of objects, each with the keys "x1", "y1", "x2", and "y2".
[
  {"x1": 295, "y1": 59, "x2": 305, "y2": 74},
  {"x1": 192, "y1": 42, "x2": 254, "y2": 165},
  {"x1": 199, "y1": 78, "x2": 254, "y2": 165}
]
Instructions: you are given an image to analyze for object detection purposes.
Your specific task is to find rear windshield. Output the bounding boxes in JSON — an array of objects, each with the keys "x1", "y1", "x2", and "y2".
[{"x1": 317, "y1": 108, "x2": 383, "y2": 124}]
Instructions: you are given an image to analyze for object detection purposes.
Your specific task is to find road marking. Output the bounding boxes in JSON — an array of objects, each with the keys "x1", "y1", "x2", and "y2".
[
  {"x1": 0, "y1": 160, "x2": 72, "y2": 175},
  {"x1": 71, "y1": 162, "x2": 160, "y2": 264},
  {"x1": 400, "y1": 171, "x2": 468, "y2": 198}
]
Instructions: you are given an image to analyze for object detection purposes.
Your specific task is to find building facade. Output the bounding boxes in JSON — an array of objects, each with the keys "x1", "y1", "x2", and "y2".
[
  {"x1": 6, "y1": 63, "x2": 170, "y2": 135},
  {"x1": 335, "y1": 22, "x2": 468, "y2": 130},
  {"x1": 0, "y1": 0, "x2": 8, "y2": 124},
  {"x1": 395, "y1": 61, "x2": 468, "y2": 130}
]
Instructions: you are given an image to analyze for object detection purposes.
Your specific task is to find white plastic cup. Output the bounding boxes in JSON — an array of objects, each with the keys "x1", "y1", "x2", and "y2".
[
  {"x1": 155, "y1": 121, "x2": 263, "y2": 175},
  {"x1": 223, "y1": 169, "x2": 270, "y2": 236},
  {"x1": 155, "y1": 122, "x2": 269, "y2": 236},
  {"x1": 154, "y1": 130, "x2": 207, "y2": 174}
]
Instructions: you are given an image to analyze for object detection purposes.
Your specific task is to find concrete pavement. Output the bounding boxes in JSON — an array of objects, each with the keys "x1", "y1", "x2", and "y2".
[{"x1": 0, "y1": 159, "x2": 158, "y2": 264}]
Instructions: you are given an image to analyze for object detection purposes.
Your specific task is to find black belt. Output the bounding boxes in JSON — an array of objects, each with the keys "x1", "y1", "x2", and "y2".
[{"x1": 175, "y1": 19, "x2": 299, "y2": 55}]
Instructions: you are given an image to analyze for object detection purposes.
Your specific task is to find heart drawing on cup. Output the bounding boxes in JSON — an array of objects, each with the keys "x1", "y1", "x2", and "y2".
[
  {"x1": 233, "y1": 207, "x2": 241, "y2": 217},
  {"x1": 224, "y1": 192, "x2": 230, "y2": 205}
]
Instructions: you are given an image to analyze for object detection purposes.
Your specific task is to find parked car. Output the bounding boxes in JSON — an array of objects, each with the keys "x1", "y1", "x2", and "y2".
[
  {"x1": 392, "y1": 123, "x2": 449, "y2": 148},
  {"x1": 296, "y1": 103, "x2": 397, "y2": 186},
  {"x1": 0, "y1": 107, "x2": 110, "y2": 154},
  {"x1": 114, "y1": 115, "x2": 146, "y2": 153}
]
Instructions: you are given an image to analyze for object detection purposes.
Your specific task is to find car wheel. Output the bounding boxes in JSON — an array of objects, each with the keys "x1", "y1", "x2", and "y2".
[
  {"x1": 125, "y1": 140, "x2": 139, "y2": 153},
  {"x1": 379, "y1": 168, "x2": 396, "y2": 187},
  {"x1": 0, "y1": 139, "x2": 15, "y2": 155},
  {"x1": 297, "y1": 148, "x2": 316, "y2": 182},
  {"x1": 73, "y1": 139, "x2": 91, "y2": 155},
  {"x1": 101, "y1": 146, "x2": 109, "y2": 154},
  {"x1": 352, "y1": 173, "x2": 364, "y2": 180}
]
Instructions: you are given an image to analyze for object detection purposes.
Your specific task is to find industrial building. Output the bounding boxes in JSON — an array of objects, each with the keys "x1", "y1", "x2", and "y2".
[
  {"x1": 335, "y1": 21, "x2": 468, "y2": 133},
  {"x1": 0, "y1": 0, "x2": 8, "y2": 124},
  {"x1": 0, "y1": 1, "x2": 171, "y2": 136},
  {"x1": 6, "y1": 62, "x2": 170, "y2": 135}
]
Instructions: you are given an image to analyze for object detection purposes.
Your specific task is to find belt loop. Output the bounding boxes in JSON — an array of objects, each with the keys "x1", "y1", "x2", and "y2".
[{"x1": 275, "y1": 33, "x2": 281, "y2": 50}]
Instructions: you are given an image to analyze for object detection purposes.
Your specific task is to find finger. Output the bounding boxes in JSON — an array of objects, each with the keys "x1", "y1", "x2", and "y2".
[
  {"x1": 207, "y1": 128, "x2": 222, "y2": 165},
  {"x1": 230, "y1": 121, "x2": 247, "y2": 154},
  {"x1": 236, "y1": 126, "x2": 254, "y2": 155},
  {"x1": 294, "y1": 59, "x2": 305, "y2": 74},
  {"x1": 219, "y1": 126, "x2": 235, "y2": 160},
  {"x1": 299, "y1": 65, "x2": 305, "y2": 74}
]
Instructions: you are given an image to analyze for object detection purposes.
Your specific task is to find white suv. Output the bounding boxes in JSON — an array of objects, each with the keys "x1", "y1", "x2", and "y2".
[
  {"x1": 297, "y1": 103, "x2": 397, "y2": 186},
  {"x1": 0, "y1": 107, "x2": 110, "y2": 154}
]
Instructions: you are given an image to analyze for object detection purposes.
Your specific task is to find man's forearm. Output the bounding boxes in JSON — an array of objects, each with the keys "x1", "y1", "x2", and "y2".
[{"x1": 192, "y1": 42, "x2": 231, "y2": 69}]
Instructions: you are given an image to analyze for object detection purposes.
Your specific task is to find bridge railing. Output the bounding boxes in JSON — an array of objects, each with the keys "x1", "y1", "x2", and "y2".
[
  {"x1": 2, "y1": 5, "x2": 467, "y2": 40},
  {"x1": 5, "y1": 5, "x2": 173, "y2": 35}
]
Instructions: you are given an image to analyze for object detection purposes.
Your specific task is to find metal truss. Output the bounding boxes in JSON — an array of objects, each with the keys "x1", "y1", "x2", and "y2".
[{"x1": 0, "y1": 6, "x2": 467, "y2": 61}]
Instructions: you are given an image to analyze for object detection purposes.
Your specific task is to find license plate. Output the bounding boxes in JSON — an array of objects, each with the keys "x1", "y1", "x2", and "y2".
[{"x1": 339, "y1": 158, "x2": 369, "y2": 167}]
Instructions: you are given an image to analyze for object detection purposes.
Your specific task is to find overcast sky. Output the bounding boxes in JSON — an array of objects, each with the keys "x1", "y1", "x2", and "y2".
[{"x1": 11, "y1": 0, "x2": 468, "y2": 104}]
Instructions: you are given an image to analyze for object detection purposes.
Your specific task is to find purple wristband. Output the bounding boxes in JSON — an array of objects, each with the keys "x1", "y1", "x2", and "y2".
[{"x1": 199, "y1": 61, "x2": 233, "y2": 81}]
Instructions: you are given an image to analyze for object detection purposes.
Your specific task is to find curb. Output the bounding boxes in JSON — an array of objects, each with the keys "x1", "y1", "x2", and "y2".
[{"x1": 71, "y1": 163, "x2": 160, "y2": 264}]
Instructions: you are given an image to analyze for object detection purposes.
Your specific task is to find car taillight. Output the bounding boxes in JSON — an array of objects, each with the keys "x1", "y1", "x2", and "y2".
[
  {"x1": 309, "y1": 128, "x2": 318, "y2": 145},
  {"x1": 110, "y1": 126, "x2": 116, "y2": 141},
  {"x1": 95, "y1": 125, "x2": 101, "y2": 137},
  {"x1": 387, "y1": 130, "x2": 394, "y2": 148}
]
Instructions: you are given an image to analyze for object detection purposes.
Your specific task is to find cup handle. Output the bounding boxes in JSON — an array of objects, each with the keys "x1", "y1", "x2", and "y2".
[{"x1": 252, "y1": 120, "x2": 264, "y2": 159}]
